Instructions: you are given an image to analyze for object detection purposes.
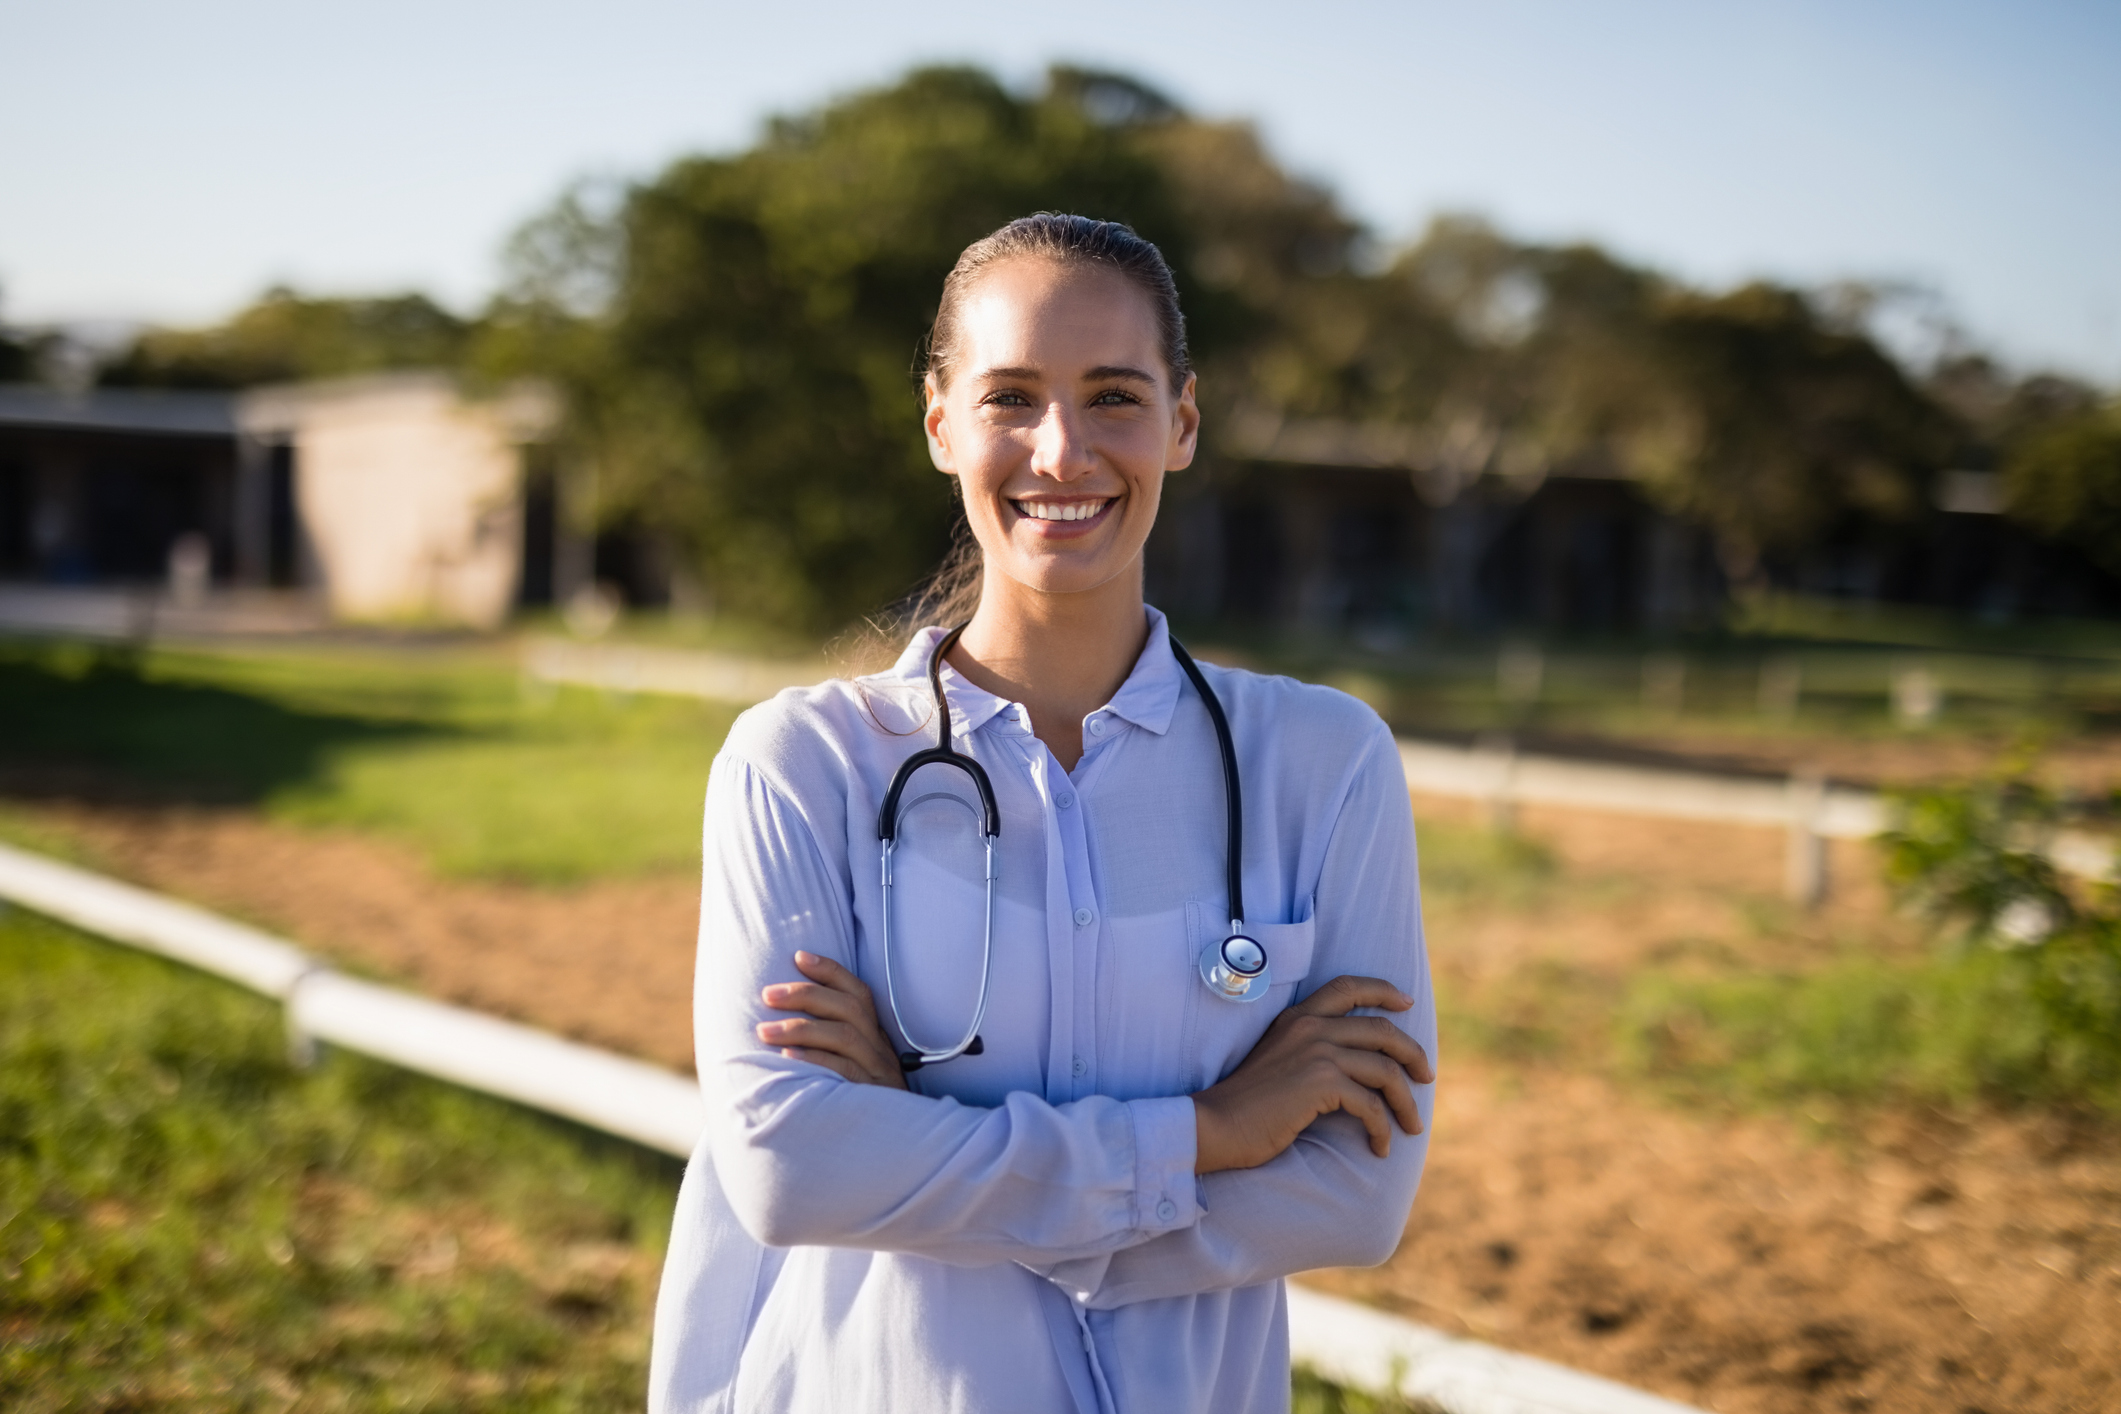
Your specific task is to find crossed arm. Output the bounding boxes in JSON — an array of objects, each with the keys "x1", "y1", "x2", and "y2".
[
  {"x1": 700, "y1": 725, "x2": 1433, "y2": 1300},
  {"x1": 762, "y1": 952, "x2": 1432, "y2": 1175}
]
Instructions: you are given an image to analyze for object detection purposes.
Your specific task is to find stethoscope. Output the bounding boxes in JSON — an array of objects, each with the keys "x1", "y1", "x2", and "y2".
[{"x1": 877, "y1": 623, "x2": 1270, "y2": 1073}]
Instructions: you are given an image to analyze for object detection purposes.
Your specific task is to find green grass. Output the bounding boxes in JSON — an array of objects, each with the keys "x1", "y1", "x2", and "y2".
[
  {"x1": 1617, "y1": 933, "x2": 2121, "y2": 1115},
  {"x1": 1190, "y1": 597, "x2": 2121, "y2": 745},
  {"x1": 0, "y1": 905, "x2": 682, "y2": 1412},
  {"x1": 1413, "y1": 820, "x2": 1558, "y2": 910},
  {"x1": 2, "y1": 910, "x2": 1422, "y2": 1410},
  {"x1": 1292, "y1": 1366, "x2": 1439, "y2": 1413},
  {"x1": 0, "y1": 639, "x2": 742, "y2": 883}
]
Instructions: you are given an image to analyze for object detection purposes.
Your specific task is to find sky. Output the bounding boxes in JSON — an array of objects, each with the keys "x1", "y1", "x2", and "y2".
[{"x1": 4, "y1": 0, "x2": 2117, "y2": 381}]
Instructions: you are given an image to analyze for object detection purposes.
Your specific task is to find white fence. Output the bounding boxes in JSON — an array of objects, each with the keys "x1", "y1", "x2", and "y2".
[
  {"x1": 0, "y1": 837, "x2": 1704, "y2": 1414},
  {"x1": 523, "y1": 640, "x2": 2115, "y2": 903}
]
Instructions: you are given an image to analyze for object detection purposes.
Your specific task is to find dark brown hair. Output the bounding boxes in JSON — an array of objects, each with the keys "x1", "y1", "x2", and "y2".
[
  {"x1": 926, "y1": 212, "x2": 1191, "y2": 392},
  {"x1": 839, "y1": 214, "x2": 1189, "y2": 676}
]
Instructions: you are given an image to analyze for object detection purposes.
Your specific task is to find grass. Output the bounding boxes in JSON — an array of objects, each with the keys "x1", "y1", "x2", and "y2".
[
  {"x1": 1615, "y1": 938, "x2": 2121, "y2": 1114},
  {"x1": 2, "y1": 910, "x2": 1423, "y2": 1410},
  {"x1": 1292, "y1": 1366, "x2": 1439, "y2": 1413},
  {"x1": 1191, "y1": 593, "x2": 2121, "y2": 746},
  {"x1": 1412, "y1": 819, "x2": 1559, "y2": 911},
  {"x1": 0, "y1": 639, "x2": 741, "y2": 883},
  {"x1": 0, "y1": 904, "x2": 682, "y2": 1412}
]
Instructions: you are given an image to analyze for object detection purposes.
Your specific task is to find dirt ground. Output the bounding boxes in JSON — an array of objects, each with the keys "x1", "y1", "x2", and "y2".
[{"x1": 17, "y1": 798, "x2": 2121, "y2": 1414}]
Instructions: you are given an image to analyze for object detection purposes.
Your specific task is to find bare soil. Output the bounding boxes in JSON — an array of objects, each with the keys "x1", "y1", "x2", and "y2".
[{"x1": 14, "y1": 798, "x2": 2119, "y2": 1414}]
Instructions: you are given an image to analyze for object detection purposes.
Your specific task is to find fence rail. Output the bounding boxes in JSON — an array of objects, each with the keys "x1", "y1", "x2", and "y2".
[
  {"x1": 522, "y1": 640, "x2": 2115, "y2": 903},
  {"x1": 0, "y1": 836, "x2": 1703, "y2": 1414}
]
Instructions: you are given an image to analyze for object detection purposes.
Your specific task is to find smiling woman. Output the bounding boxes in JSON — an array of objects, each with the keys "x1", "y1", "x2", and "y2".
[{"x1": 649, "y1": 215, "x2": 1436, "y2": 1414}]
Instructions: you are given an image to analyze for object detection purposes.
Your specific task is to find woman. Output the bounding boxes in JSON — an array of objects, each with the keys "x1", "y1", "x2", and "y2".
[{"x1": 649, "y1": 214, "x2": 1435, "y2": 1414}]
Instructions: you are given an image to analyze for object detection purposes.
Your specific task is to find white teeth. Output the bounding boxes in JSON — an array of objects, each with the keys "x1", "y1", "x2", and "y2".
[{"x1": 1015, "y1": 500, "x2": 1109, "y2": 522}]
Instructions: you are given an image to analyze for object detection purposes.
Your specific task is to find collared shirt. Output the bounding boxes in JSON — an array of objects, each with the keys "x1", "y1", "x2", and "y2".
[{"x1": 649, "y1": 607, "x2": 1435, "y2": 1414}]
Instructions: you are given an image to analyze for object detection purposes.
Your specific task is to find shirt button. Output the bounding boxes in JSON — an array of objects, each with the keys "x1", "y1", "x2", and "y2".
[
  {"x1": 1056, "y1": 791, "x2": 1075, "y2": 809},
  {"x1": 1087, "y1": 717, "x2": 1107, "y2": 737},
  {"x1": 1156, "y1": 1199, "x2": 1177, "y2": 1223},
  {"x1": 1073, "y1": 906, "x2": 1095, "y2": 928},
  {"x1": 1072, "y1": 1055, "x2": 1086, "y2": 1077}
]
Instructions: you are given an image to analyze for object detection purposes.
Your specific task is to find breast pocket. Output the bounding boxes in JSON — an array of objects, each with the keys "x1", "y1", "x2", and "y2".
[{"x1": 1181, "y1": 898, "x2": 1318, "y2": 1089}]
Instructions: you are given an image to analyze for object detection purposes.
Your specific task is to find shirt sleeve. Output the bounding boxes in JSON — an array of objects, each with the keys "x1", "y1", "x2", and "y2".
[
  {"x1": 1028, "y1": 723, "x2": 1437, "y2": 1308},
  {"x1": 694, "y1": 753, "x2": 1202, "y2": 1267}
]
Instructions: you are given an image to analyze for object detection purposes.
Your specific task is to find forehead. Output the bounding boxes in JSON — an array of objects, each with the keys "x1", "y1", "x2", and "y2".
[{"x1": 952, "y1": 258, "x2": 1164, "y2": 376}]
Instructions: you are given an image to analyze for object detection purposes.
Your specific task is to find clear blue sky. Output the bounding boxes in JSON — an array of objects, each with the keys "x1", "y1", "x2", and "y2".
[{"x1": 4, "y1": 0, "x2": 2117, "y2": 381}]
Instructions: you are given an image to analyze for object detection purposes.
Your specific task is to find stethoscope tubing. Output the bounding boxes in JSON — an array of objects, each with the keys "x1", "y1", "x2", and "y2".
[{"x1": 875, "y1": 621, "x2": 1256, "y2": 1071}]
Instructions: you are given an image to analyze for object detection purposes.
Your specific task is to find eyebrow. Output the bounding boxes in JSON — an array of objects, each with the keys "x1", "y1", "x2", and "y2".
[{"x1": 972, "y1": 363, "x2": 1161, "y2": 386}]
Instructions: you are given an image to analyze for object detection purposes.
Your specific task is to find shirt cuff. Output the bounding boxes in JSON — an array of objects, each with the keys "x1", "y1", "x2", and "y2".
[{"x1": 1128, "y1": 1095, "x2": 1201, "y2": 1232}]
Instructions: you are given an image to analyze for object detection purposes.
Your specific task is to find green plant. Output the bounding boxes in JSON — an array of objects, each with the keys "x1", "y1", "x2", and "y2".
[
  {"x1": 1620, "y1": 767, "x2": 2121, "y2": 1111},
  {"x1": 0, "y1": 907, "x2": 681, "y2": 1411}
]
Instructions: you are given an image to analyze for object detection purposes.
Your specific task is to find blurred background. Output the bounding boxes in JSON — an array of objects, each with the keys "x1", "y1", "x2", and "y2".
[{"x1": 3, "y1": 4, "x2": 2118, "y2": 1413}]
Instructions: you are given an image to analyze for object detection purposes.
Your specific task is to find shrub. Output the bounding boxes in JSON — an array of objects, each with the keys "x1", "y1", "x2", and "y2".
[{"x1": 1620, "y1": 768, "x2": 2121, "y2": 1111}]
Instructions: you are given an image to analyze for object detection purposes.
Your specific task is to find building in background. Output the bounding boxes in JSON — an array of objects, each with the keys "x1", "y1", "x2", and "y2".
[
  {"x1": 1147, "y1": 412, "x2": 2119, "y2": 637},
  {"x1": 0, "y1": 373, "x2": 559, "y2": 629}
]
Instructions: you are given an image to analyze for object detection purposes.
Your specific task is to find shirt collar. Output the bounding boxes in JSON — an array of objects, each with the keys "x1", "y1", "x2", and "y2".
[
  {"x1": 886, "y1": 605, "x2": 1183, "y2": 741},
  {"x1": 1101, "y1": 606, "x2": 1181, "y2": 737}
]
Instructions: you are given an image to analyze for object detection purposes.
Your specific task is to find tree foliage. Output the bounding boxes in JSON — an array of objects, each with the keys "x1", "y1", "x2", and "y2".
[
  {"x1": 2004, "y1": 404, "x2": 2121, "y2": 577},
  {"x1": 1268, "y1": 218, "x2": 1954, "y2": 578},
  {"x1": 89, "y1": 63, "x2": 2100, "y2": 632},
  {"x1": 484, "y1": 66, "x2": 1363, "y2": 631},
  {"x1": 102, "y1": 287, "x2": 472, "y2": 389}
]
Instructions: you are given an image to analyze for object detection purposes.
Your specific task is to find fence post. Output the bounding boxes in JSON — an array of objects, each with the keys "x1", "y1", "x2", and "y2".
[
  {"x1": 284, "y1": 965, "x2": 324, "y2": 1070},
  {"x1": 1785, "y1": 769, "x2": 1828, "y2": 906},
  {"x1": 1475, "y1": 733, "x2": 1519, "y2": 833}
]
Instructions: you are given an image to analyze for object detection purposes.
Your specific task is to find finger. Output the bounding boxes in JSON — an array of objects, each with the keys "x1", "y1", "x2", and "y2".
[
  {"x1": 1330, "y1": 1073, "x2": 1396, "y2": 1158},
  {"x1": 1334, "y1": 1049, "x2": 1425, "y2": 1136},
  {"x1": 761, "y1": 980, "x2": 882, "y2": 1026},
  {"x1": 1311, "y1": 1015, "x2": 1435, "y2": 1084},
  {"x1": 792, "y1": 950, "x2": 874, "y2": 1001},
  {"x1": 758, "y1": 1017, "x2": 899, "y2": 1076},
  {"x1": 1291, "y1": 974, "x2": 1413, "y2": 1019},
  {"x1": 779, "y1": 1047, "x2": 871, "y2": 1085}
]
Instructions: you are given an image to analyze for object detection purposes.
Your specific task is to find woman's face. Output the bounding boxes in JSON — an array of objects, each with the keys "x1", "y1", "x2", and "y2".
[{"x1": 924, "y1": 257, "x2": 1199, "y2": 601}]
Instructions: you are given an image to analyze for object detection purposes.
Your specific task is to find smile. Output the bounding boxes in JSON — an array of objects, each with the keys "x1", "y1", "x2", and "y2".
[{"x1": 1010, "y1": 498, "x2": 1115, "y2": 524}]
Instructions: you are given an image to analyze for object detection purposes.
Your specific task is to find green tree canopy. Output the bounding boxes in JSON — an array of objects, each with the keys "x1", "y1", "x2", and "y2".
[
  {"x1": 487, "y1": 65, "x2": 1365, "y2": 633},
  {"x1": 93, "y1": 62, "x2": 2066, "y2": 631},
  {"x1": 2005, "y1": 404, "x2": 2121, "y2": 577},
  {"x1": 101, "y1": 288, "x2": 472, "y2": 389},
  {"x1": 1235, "y1": 216, "x2": 1955, "y2": 578}
]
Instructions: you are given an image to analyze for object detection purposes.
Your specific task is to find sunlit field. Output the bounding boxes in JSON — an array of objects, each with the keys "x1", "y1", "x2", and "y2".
[
  {"x1": 2, "y1": 624, "x2": 2117, "y2": 1410},
  {"x1": 0, "y1": 907, "x2": 678, "y2": 1412}
]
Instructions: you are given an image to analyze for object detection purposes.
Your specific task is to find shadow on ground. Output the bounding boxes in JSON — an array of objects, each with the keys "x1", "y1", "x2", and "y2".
[{"x1": 0, "y1": 642, "x2": 440, "y2": 806}]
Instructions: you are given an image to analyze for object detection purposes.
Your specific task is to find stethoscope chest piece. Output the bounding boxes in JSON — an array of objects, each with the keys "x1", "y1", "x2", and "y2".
[{"x1": 1199, "y1": 929, "x2": 1271, "y2": 1002}]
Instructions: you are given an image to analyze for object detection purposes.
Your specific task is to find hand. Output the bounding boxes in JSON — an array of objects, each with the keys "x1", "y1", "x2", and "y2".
[
  {"x1": 1192, "y1": 975, "x2": 1432, "y2": 1174},
  {"x1": 756, "y1": 951, "x2": 909, "y2": 1090}
]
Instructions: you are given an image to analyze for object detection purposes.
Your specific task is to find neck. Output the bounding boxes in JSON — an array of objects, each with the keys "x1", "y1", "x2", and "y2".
[{"x1": 947, "y1": 560, "x2": 1150, "y2": 772}]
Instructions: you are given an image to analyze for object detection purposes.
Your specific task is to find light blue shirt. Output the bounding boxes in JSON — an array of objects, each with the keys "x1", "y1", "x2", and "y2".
[{"x1": 649, "y1": 608, "x2": 1435, "y2": 1414}]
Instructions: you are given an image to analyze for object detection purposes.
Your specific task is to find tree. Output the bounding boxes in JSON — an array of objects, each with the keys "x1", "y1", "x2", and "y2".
[
  {"x1": 101, "y1": 288, "x2": 472, "y2": 389},
  {"x1": 2006, "y1": 406, "x2": 2121, "y2": 577},
  {"x1": 1633, "y1": 282, "x2": 1952, "y2": 578},
  {"x1": 491, "y1": 66, "x2": 1195, "y2": 632}
]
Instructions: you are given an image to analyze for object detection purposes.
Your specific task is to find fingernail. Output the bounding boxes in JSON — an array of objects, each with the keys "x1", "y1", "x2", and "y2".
[
  {"x1": 794, "y1": 951, "x2": 817, "y2": 964},
  {"x1": 763, "y1": 985, "x2": 789, "y2": 1001}
]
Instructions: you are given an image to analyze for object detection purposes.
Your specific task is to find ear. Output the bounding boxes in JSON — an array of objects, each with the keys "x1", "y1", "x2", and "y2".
[
  {"x1": 1165, "y1": 372, "x2": 1201, "y2": 473},
  {"x1": 923, "y1": 374, "x2": 955, "y2": 474}
]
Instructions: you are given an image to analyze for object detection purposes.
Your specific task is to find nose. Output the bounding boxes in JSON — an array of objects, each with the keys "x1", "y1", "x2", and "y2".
[{"x1": 1029, "y1": 400, "x2": 1096, "y2": 482}]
